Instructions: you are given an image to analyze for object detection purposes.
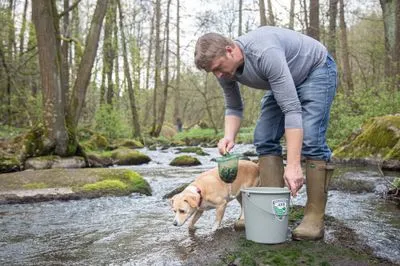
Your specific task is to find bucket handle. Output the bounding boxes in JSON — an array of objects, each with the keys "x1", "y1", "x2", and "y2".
[{"x1": 245, "y1": 191, "x2": 289, "y2": 217}]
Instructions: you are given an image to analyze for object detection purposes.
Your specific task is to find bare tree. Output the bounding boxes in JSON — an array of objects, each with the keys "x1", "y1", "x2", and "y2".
[
  {"x1": 117, "y1": 0, "x2": 141, "y2": 138},
  {"x1": 173, "y1": 0, "x2": 181, "y2": 122},
  {"x1": 380, "y1": 0, "x2": 400, "y2": 90},
  {"x1": 339, "y1": 0, "x2": 354, "y2": 95},
  {"x1": 32, "y1": 0, "x2": 69, "y2": 155},
  {"x1": 238, "y1": 0, "x2": 243, "y2": 35},
  {"x1": 308, "y1": 0, "x2": 320, "y2": 40},
  {"x1": 150, "y1": 0, "x2": 161, "y2": 136},
  {"x1": 154, "y1": 0, "x2": 172, "y2": 136},
  {"x1": 328, "y1": 0, "x2": 338, "y2": 59},
  {"x1": 259, "y1": 0, "x2": 267, "y2": 26},
  {"x1": 267, "y1": 0, "x2": 275, "y2": 26},
  {"x1": 289, "y1": 0, "x2": 295, "y2": 29}
]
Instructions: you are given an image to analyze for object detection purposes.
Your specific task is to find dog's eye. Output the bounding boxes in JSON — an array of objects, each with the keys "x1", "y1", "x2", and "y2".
[{"x1": 179, "y1": 209, "x2": 185, "y2": 214}]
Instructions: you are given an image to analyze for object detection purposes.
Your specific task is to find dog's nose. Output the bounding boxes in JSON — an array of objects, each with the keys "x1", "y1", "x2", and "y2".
[{"x1": 173, "y1": 220, "x2": 178, "y2": 226}]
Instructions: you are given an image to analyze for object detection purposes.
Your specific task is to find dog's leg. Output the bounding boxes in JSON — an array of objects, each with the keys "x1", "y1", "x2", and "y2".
[
  {"x1": 236, "y1": 193, "x2": 244, "y2": 221},
  {"x1": 188, "y1": 210, "x2": 204, "y2": 231},
  {"x1": 213, "y1": 202, "x2": 227, "y2": 231}
]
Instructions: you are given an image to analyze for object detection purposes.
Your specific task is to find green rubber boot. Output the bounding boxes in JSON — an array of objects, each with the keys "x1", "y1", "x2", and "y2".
[{"x1": 292, "y1": 160, "x2": 334, "y2": 240}]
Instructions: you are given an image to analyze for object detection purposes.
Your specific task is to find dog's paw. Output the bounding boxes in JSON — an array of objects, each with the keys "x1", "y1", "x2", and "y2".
[
  {"x1": 188, "y1": 225, "x2": 196, "y2": 232},
  {"x1": 233, "y1": 219, "x2": 245, "y2": 231},
  {"x1": 212, "y1": 224, "x2": 221, "y2": 232}
]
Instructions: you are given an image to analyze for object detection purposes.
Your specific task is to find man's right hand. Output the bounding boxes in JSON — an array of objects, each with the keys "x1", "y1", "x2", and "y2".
[{"x1": 217, "y1": 137, "x2": 235, "y2": 155}]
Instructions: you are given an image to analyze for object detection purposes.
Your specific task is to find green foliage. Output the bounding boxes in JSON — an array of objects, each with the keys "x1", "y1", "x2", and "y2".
[
  {"x1": 328, "y1": 87, "x2": 400, "y2": 150},
  {"x1": 392, "y1": 178, "x2": 400, "y2": 189},
  {"x1": 0, "y1": 125, "x2": 26, "y2": 139},
  {"x1": 94, "y1": 104, "x2": 130, "y2": 139}
]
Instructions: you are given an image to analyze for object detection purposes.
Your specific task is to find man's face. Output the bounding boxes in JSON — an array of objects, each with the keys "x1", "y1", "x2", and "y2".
[{"x1": 209, "y1": 47, "x2": 238, "y2": 79}]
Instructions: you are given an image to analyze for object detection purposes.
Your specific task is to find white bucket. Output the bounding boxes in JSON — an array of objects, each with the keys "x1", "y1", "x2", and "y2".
[{"x1": 241, "y1": 187, "x2": 291, "y2": 244}]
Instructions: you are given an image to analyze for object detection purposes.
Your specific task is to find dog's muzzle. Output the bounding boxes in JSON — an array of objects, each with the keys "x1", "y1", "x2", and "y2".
[{"x1": 173, "y1": 220, "x2": 178, "y2": 226}]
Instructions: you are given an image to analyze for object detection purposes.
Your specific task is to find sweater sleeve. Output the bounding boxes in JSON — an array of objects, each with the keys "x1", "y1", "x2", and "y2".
[
  {"x1": 217, "y1": 77, "x2": 244, "y2": 118},
  {"x1": 258, "y1": 47, "x2": 302, "y2": 129}
]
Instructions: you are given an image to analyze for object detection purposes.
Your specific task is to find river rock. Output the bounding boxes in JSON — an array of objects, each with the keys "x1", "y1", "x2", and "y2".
[
  {"x1": 333, "y1": 114, "x2": 400, "y2": 170},
  {"x1": 25, "y1": 156, "x2": 86, "y2": 170},
  {"x1": 0, "y1": 168, "x2": 151, "y2": 204}
]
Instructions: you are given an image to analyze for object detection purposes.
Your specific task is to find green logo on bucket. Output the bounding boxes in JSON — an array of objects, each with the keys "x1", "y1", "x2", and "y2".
[{"x1": 272, "y1": 199, "x2": 288, "y2": 221}]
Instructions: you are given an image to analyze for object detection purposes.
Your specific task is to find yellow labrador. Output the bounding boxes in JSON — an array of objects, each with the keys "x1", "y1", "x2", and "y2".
[{"x1": 170, "y1": 160, "x2": 259, "y2": 231}]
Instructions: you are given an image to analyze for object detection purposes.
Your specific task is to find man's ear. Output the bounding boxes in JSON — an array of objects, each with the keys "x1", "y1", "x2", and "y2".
[
  {"x1": 225, "y1": 45, "x2": 233, "y2": 53},
  {"x1": 184, "y1": 194, "x2": 200, "y2": 208}
]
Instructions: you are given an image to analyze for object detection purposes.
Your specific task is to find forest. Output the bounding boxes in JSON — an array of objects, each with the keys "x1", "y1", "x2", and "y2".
[{"x1": 0, "y1": 0, "x2": 399, "y2": 155}]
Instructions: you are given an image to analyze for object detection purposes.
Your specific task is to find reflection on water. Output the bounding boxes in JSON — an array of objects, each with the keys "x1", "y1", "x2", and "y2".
[{"x1": 0, "y1": 145, "x2": 399, "y2": 265}]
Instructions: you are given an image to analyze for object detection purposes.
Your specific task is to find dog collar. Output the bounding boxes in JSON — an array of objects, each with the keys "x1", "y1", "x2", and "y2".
[{"x1": 187, "y1": 185, "x2": 202, "y2": 207}]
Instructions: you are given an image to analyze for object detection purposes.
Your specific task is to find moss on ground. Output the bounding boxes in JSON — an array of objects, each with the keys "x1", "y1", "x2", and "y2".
[{"x1": 217, "y1": 206, "x2": 390, "y2": 266}]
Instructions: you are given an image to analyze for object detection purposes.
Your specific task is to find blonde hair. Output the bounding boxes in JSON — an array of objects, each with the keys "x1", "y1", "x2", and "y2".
[{"x1": 194, "y1": 33, "x2": 235, "y2": 72}]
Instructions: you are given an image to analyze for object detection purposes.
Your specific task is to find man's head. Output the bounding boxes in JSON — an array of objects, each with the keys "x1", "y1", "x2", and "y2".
[{"x1": 194, "y1": 33, "x2": 243, "y2": 79}]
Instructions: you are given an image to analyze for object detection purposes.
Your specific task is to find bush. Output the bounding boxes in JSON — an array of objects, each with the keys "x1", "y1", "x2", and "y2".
[{"x1": 94, "y1": 104, "x2": 131, "y2": 139}]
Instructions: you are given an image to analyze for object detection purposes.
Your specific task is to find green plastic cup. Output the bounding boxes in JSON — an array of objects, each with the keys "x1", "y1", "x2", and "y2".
[{"x1": 216, "y1": 153, "x2": 240, "y2": 183}]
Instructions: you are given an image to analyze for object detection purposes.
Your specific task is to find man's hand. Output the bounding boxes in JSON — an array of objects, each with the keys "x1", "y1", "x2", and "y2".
[
  {"x1": 284, "y1": 163, "x2": 304, "y2": 197},
  {"x1": 217, "y1": 137, "x2": 235, "y2": 155}
]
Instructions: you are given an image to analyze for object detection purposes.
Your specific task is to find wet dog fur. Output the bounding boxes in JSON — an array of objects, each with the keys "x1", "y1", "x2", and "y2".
[{"x1": 170, "y1": 160, "x2": 259, "y2": 231}]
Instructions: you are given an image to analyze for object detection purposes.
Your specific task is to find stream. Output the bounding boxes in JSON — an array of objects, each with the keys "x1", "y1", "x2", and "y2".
[{"x1": 0, "y1": 144, "x2": 399, "y2": 265}]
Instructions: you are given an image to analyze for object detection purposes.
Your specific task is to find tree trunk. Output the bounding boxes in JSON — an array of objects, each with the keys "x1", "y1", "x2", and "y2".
[
  {"x1": 117, "y1": 0, "x2": 141, "y2": 138},
  {"x1": 173, "y1": 0, "x2": 181, "y2": 122},
  {"x1": 18, "y1": 0, "x2": 28, "y2": 55},
  {"x1": 328, "y1": 0, "x2": 338, "y2": 59},
  {"x1": 105, "y1": 2, "x2": 116, "y2": 105},
  {"x1": 308, "y1": 0, "x2": 319, "y2": 40},
  {"x1": 302, "y1": 0, "x2": 309, "y2": 33},
  {"x1": 32, "y1": 0, "x2": 69, "y2": 155},
  {"x1": 238, "y1": 0, "x2": 243, "y2": 35},
  {"x1": 339, "y1": 0, "x2": 354, "y2": 95},
  {"x1": 380, "y1": 0, "x2": 400, "y2": 90},
  {"x1": 143, "y1": 14, "x2": 154, "y2": 127},
  {"x1": 61, "y1": 0, "x2": 70, "y2": 114},
  {"x1": 150, "y1": 0, "x2": 161, "y2": 136},
  {"x1": 154, "y1": 0, "x2": 172, "y2": 136},
  {"x1": 267, "y1": 0, "x2": 275, "y2": 26},
  {"x1": 259, "y1": 0, "x2": 267, "y2": 26},
  {"x1": 289, "y1": 0, "x2": 295, "y2": 29},
  {"x1": 68, "y1": 0, "x2": 108, "y2": 127},
  {"x1": 0, "y1": 45, "x2": 12, "y2": 126}
]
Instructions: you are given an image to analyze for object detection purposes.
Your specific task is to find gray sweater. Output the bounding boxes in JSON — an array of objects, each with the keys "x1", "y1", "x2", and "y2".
[{"x1": 218, "y1": 26, "x2": 327, "y2": 129}]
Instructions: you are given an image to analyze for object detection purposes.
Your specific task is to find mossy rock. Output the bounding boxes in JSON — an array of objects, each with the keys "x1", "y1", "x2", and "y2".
[
  {"x1": 0, "y1": 168, "x2": 151, "y2": 203},
  {"x1": 116, "y1": 139, "x2": 144, "y2": 149},
  {"x1": 0, "y1": 155, "x2": 21, "y2": 173},
  {"x1": 333, "y1": 115, "x2": 400, "y2": 166},
  {"x1": 22, "y1": 124, "x2": 51, "y2": 157},
  {"x1": 81, "y1": 133, "x2": 110, "y2": 151},
  {"x1": 170, "y1": 155, "x2": 201, "y2": 166},
  {"x1": 79, "y1": 169, "x2": 151, "y2": 196},
  {"x1": 111, "y1": 147, "x2": 151, "y2": 165},
  {"x1": 86, "y1": 150, "x2": 114, "y2": 167},
  {"x1": 176, "y1": 146, "x2": 209, "y2": 156}
]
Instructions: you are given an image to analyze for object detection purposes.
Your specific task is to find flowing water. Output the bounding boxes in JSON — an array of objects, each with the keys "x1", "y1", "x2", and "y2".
[{"x1": 0, "y1": 145, "x2": 399, "y2": 265}]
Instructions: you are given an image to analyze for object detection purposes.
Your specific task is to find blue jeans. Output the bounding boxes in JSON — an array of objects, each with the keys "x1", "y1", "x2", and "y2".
[{"x1": 254, "y1": 54, "x2": 337, "y2": 161}]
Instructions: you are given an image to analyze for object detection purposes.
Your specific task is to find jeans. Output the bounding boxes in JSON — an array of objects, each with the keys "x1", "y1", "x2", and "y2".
[{"x1": 254, "y1": 54, "x2": 338, "y2": 161}]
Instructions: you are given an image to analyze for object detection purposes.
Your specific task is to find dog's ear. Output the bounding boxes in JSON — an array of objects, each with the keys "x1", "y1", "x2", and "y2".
[
  {"x1": 169, "y1": 195, "x2": 175, "y2": 206},
  {"x1": 184, "y1": 194, "x2": 200, "y2": 208}
]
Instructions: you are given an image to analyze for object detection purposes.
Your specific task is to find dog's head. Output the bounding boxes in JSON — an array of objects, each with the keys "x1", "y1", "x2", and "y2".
[{"x1": 170, "y1": 191, "x2": 200, "y2": 226}]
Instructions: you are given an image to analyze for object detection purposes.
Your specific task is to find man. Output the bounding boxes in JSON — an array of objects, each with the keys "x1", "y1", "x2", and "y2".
[{"x1": 194, "y1": 26, "x2": 337, "y2": 240}]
